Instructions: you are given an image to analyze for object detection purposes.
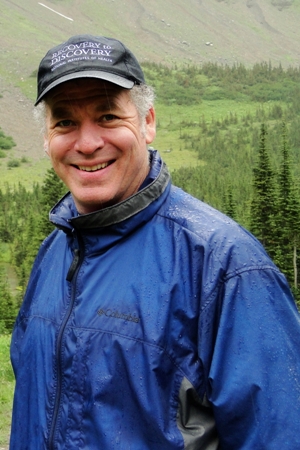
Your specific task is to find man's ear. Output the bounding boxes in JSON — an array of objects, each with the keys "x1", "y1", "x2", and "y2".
[{"x1": 145, "y1": 107, "x2": 156, "y2": 144}]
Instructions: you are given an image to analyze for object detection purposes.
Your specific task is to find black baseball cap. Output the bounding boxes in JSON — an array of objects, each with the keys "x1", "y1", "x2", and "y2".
[{"x1": 35, "y1": 34, "x2": 145, "y2": 105}]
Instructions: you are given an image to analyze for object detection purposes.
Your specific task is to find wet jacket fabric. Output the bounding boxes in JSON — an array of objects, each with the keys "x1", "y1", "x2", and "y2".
[{"x1": 10, "y1": 150, "x2": 300, "y2": 449}]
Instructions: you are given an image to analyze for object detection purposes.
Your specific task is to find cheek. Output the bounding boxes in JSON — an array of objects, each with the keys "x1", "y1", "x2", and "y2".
[{"x1": 47, "y1": 135, "x2": 70, "y2": 161}]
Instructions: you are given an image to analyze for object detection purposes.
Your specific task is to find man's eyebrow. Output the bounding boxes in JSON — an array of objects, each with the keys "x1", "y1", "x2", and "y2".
[{"x1": 50, "y1": 106, "x2": 73, "y2": 120}]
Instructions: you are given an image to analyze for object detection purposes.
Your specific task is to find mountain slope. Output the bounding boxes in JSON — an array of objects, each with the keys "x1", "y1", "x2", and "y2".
[{"x1": 1, "y1": 0, "x2": 300, "y2": 174}]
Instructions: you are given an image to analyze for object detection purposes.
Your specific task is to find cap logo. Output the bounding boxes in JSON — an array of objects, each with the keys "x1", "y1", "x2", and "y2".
[{"x1": 51, "y1": 41, "x2": 113, "y2": 71}]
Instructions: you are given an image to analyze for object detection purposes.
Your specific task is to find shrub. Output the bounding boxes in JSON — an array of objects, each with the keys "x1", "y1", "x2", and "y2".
[
  {"x1": 0, "y1": 131, "x2": 16, "y2": 150},
  {"x1": 7, "y1": 159, "x2": 21, "y2": 168}
]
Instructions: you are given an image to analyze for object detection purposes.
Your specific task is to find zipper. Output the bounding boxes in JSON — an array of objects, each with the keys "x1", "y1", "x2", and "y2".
[
  {"x1": 48, "y1": 233, "x2": 84, "y2": 449},
  {"x1": 66, "y1": 248, "x2": 80, "y2": 282}
]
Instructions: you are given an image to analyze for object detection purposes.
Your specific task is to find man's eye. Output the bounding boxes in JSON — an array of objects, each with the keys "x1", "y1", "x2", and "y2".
[
  {"x1": 57, "y1": 120, "x2": 73, "y2": 127},
  {"x1": 102, "y1": 114, "x2": 117, "y2": 122}
]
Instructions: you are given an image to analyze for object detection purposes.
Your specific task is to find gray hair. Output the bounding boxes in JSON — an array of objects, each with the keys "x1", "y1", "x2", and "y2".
[
  {"x1": 33, "y1": 101, "x2": 47, "y2": 135},
  {"x1": 34, "y1": 83, "x2": 155, "y2": 136},
  {"x1": 130, "y1": 84, "x2": 155, "y2": 122}
]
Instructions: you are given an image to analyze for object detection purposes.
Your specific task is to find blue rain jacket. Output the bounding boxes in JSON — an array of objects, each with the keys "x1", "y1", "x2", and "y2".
[{"x1": 10, "y1": 150, "x2": 300, "y2": 449}]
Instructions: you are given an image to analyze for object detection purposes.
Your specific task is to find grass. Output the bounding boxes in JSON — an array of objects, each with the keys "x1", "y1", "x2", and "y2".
[
  {"x1": 0, "y1": 334, "x2": 14, "y2": 447},
  {"x1": 0, "y1": 157, "x2": 51, "y2": 191},
  {"x1": 151, "y1": 98, "x2": 275, "y2": 171}
]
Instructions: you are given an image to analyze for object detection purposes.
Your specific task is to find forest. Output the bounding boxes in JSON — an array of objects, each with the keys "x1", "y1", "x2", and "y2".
[{"x1": 1, "y1": 60, "x2": 300, "y2": 332}]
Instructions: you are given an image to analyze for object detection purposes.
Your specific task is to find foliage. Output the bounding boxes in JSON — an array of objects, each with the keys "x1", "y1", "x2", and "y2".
[
  {"x1": 0, "y1": 183, "x2": 41, "y2": 300},
  {"x1": 250, "y1": 124, "x2": 277, "y2": 257},
  {"x1": 273, "y1": 123, "x2": 300, "y2": 291},
  {"x1": 0, "y1": 129, "x2": 16, "y2": 151},
  {"x1": 142, "y1": 61, "x2": 300, "y2": 106},
  {"x1": 156, "y1": 60, "x2": 300, "y2": 303},
  {"x1": 7, "y1": 157, "x2": 29, "y2": 169},
  {"x1": 172, "y1": 118, "x2": 300, "y2": 303},
  {"x1": 0, "y1": 334, "x2": 14, "y2": 446},
  {"x1": 38, "y1": 168, "x2": 67, "y2": 237},
  {"x1": 7, "y1": 159, "x2": 21, "y2": 168},
  {"x1": 9, "y1": 172, "x2": 66, "y2": 297},
  {"x1": 0, "y1": 266, "x2": 16, "y2": 333},
  {"x1": 222, "y1": 185, "x2": 237, "y2": 221}
]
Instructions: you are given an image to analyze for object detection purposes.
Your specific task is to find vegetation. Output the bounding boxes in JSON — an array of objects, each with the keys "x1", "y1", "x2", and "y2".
[
  {"x1": 143, "y1": 61, "x2": 300, "y2": 106},
  {"x1": 145, "y1": 61, "x2": 300, "y2": 302},
  {"x1": 0, "y1": 128, "x2": 15, "y2": 152},
  {"x1": 249, "y1": 122, "x2": 300, "y2": 298},
  {"x1": 0, "y1": 334, "x2": 14, "y2": 446},
  {"x1": 7, "y1": 159, "x2": 20, "y2": 168},
  {"x1": 250, "y1": 123, "x2": 277, "y2": 256},
  {"x1": 142, "y1": 61, "x2": 300, "y2": 218},
  {"x1": 0, "y1": 265, "x2": 16, "y2": 334}
]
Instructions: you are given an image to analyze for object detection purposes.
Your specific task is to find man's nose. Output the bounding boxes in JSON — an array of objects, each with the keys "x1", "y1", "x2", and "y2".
[{"x1": 75, "y1": 121, "x2": 105, "y2": 154}]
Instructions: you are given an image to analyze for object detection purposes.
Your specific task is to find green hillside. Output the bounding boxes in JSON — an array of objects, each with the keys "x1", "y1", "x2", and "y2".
[{"x1": 1, "y1": 0, "x2": 300, "y2": 189}]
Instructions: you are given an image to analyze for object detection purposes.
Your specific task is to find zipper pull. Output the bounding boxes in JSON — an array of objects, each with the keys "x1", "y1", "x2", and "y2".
[{"x1": 66, "y1": 248, "x2": 80, "y2": 282}]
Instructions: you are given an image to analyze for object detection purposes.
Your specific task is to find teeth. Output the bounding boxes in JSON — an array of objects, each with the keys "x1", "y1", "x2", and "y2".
[{"x1": 78, "y1": 162, "x2": 109, "y2": 172}]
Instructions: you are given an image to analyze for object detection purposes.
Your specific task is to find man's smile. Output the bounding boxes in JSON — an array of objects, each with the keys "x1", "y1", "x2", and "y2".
[{"x1": 76, "y1": 162, "x2": 111, "y2": 172}]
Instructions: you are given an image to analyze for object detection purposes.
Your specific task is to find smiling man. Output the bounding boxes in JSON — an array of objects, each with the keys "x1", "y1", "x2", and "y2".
[
  {"x1": 10, "y1": 35, "x2": 300, "y2": 450},
  {"x1": 44, "y1": 79, "x2": 155, "y2": 213}
]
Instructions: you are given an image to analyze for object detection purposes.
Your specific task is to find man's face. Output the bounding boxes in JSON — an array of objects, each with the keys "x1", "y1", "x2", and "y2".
[{"x1": 44, "y1": 79, "x2": 156, "y2": 214}]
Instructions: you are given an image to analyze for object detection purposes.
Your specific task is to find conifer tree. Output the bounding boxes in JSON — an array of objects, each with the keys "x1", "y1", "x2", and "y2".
[
  {"x1": 250, "y1": 124, "x2": 277, "y2": 258},
  {"x1": 15, "y1": 263, "x2": 28, "y2": 308},
  {"x1": 223, "y1": 185, "x2": 237, "y2": 221},
  {"x1": 0, "y1": 265, "x2": 16, "y2": 333},
  {"x1": 23, "y1": 212, "x2": 41, "y2": 277},
  {"x1": 287, "y1": 184, "x2": 300, "y2": 296},
  {"x1": 9, "y1": 170, "x2": 66, "y2": 291},
  {"x1": 276, "y1": 122, "x2": 300, "y2": 290},
  {"x1": 21, "y1": 169, "x2": 67, "y2": 278},
  {"x1": 276, "y1": 122, "x2": 293, "y2": 276},
  {"x1": 37, "y1": 168, "x2": 67, "y2": 238}
]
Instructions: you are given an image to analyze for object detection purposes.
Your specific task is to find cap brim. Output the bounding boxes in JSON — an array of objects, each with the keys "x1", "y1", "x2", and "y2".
[{"x1": 35, "y1": 70, "x2": 135, "y2": 105}]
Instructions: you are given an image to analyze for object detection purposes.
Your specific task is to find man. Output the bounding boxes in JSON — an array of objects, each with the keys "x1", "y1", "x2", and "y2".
[{"x1": 10, "y1": 35, "x2": 300, "y2": 449}]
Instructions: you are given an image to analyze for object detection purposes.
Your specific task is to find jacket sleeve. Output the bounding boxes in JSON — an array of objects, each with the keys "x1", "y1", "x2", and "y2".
[{"x1": 204, "y1": 266, "x2": 300, "y2": 449}]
